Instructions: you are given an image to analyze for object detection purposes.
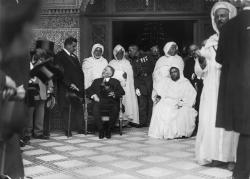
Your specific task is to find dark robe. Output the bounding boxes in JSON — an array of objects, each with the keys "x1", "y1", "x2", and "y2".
[
  {"x1": 216, "y1": 10, "x2": 250, "y2": 135},
  {"x1": 0, "y1": 55, "x2": 30, "y2": 179}
]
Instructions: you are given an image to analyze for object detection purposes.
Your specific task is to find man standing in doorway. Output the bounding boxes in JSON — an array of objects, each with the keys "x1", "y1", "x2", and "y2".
[
  {"x1": 216, "y1": 1, "x2": 250, "y2": 178},
  {"x1": 128, "y1": 45, "x2": 154, "y2": 127}
]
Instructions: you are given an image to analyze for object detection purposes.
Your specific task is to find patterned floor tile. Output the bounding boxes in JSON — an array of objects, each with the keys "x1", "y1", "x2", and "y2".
[
  {"x1": 21, "y1": 145, "x2": 35, "y2": 150},
  {"x1": 23, "y1": 159, "x2": 33, "y2": 165},
  {"x1": 36, "y1": 154, "x2": 67, "y2": 162},
  {"x1": 111, "y1": 160, "x2": 143, "y2": 169},
  {"x1": 24, "y1": 166, "x2": 53, "y2": 176},
  {"x1": 176, "y1": 175, "x2": 207, "y2": 179},
  {"x1": 39, "y1": 142, "x2": 64, "y2": 147},
  {"x1": 33, "y1": 173, "x2": 75, "y2": 179},
  {"x1": 165, "y1": 151, "x2": 193, "y2": 158},
  {"x1": 23, "y1": 128, "x2": 232, "y2": 179},
  {"x1": 140, "y1": 155, "x2": 170, "y2": 163},
  {"x1": 54, "y1": 160, "x2": 88, "y2": 168},
  {"x1": 69, "y1": 149, "x2": 98, "y2": 157},
  {"x1": 96, "y1": 146, "x2": 124, "y2": 152},
  {"x1": 137, "y1": 167, "x2": 175, "y2": 177},
  {"x1": 64, "y1": 139, "x2": 88, "y2": 144},
  {"x1": 168, "y1": 161, "x2": 201, "y2": 170},
  {"x1": 106, "y1": 174, "x2": 140, "y2": 179},
  {"x1": 88, "y1": 154, "x2": 119, "y2": 162},
  {"x1": 53, "y1": 145, "x2": 79, "y2": 152},
  {"x1": 23, "y1": 149, "x2": 50, "y2": 156},
  {"x1": 116, "y1": 151, "x2": 145, "y2": 157},
  {"x1": 78, "y1": 142, "x2": 104, "y2": 147},
  {"x1": 199, "y1": 168, "x2": 232, "y2": 178},
  {"x1": 74, "y1": 166, "x2": 113, "y2": 177}
]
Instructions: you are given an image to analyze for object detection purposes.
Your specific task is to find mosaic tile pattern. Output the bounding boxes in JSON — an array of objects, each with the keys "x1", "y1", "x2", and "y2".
[{"x1": 22, "y1": 128, "x2": 234, "y2": 179}]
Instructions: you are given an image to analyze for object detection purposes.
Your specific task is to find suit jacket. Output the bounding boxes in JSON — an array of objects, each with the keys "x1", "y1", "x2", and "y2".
[
  {"x1": 216, "y1": 10, "x2": 250, "y2": 135},
  {"x1": 86, "y1": 78, "x2": 125, "y2": 103},
  {"x1": 55, "y1": 50, "x2": 84, "y2": 107}
]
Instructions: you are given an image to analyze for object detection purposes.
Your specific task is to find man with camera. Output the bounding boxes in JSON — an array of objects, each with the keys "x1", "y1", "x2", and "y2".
[{"x1": 86, "y1": 66, "x2": 125, "y2": 139}]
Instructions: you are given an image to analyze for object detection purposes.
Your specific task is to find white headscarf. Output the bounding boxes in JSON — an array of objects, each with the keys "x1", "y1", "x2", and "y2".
[
  {"x1": 91, "y1": 43, "x2": 104, "y2": 60},
  {"x1": 169, "y1": 58, "x2": 186, "y2": 82},
  {"x1": 211, "y1": 1, "x2": 237, "y2": 34},
  {"x1": 163, "y1": 41, "x2": 178, "y2": 57},
  {"x1": 113, "y1": 44, "x2": 125, "y2": 60}
]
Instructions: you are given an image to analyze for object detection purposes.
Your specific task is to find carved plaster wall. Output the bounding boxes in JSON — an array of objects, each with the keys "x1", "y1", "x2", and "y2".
[{"x1": 32, "y1": 0, "x2": 85, "y2": 58}]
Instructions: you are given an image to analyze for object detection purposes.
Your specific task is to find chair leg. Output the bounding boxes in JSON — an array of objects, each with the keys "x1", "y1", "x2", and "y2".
[
  {"x1": 119, "y1": 119, "x2": 122, "y2": 136},
  {"x1": 85, "y1": 118, "x2": 88, "y2": 135}
]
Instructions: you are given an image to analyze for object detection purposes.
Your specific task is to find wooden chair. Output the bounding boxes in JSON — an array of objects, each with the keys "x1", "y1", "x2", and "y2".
[{"x1": 84, "y1": 97, "x2": 123, "y2": 136}]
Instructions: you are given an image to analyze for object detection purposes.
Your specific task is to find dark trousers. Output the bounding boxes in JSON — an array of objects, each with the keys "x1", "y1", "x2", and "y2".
[
  {"x1": 233, "y1": 134, "x2": 250, "y2": 179},
  {"x1": 0, "y1": 135, "x2": 24, "y2": 179},
  {"x1": 92, "y1": 100, "x2": 119, "y2": 131},
  {"x1": 24, "y1": 100, "x2": 45, "y2": 137},
  {"x1": 61, "y1": 102, "x2": 84, "y2": 132},
  {"x1": 138, "y1": 94, "x2": 153, "y2": 126}
]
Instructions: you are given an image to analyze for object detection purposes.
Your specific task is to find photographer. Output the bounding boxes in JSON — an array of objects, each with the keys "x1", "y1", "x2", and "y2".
[{"x1": 22, "y1": 48, "x2": 54, "y2": 144}]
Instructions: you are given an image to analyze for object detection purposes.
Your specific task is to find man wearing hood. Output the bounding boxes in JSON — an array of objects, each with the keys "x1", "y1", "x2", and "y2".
[
  {"x1": 149, "y1": 59, "x2": 197, "y2": 139},
  {"x1": 216, "y1": 0, "x2": 250, "y2": 178},
  {"x1": 109, "y1": 45, "x2": 139, "y2": 125},
  {"x1": 82, "y1": 44, "x2": 108, "y2": 89},
  {"x1": 195, "y1": 1, "x2": 239, "y2": 168}
]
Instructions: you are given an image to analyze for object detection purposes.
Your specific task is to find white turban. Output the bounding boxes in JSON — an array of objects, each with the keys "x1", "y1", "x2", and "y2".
[
  {"x1": 113, "y1": 44, "x2": 125, "y2": 60},
  {"x1": 163, "y1": 41, "x2": 178, "y2": 57},
  {"x1": 91, "y1": 43, "x2": 104, "y2": 59},
  {"x1": 211, "y1": 1, "x2": 237, "y2": 34}
]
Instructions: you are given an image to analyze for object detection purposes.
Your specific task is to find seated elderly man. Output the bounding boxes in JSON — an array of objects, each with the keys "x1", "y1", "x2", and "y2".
[
  {"x1": 148, "y1": 60, "x2": 197, "y2": 139},
  {"x1": 86, "y1": 66, "x2": 125, "y2": 139}
]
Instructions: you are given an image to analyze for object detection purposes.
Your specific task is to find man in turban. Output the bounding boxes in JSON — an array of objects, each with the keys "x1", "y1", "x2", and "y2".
[{"x1": 195, "y1": 1, "x2": 239, "y2": 168}]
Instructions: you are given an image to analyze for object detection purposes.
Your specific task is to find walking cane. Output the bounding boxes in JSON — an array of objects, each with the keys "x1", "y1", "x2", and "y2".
[
  {"x1": 119, "y1": 97, "x2": 123, "y2": 136},
  {"x1": 67, "y1": 103, "x2": 72, "y2": 137},
  {"x1": 84, "y1": 95, "x2": 88, "y2": 135}
]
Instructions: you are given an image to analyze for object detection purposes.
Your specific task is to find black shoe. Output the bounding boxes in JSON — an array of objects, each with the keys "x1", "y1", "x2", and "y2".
[
  {"x1": 20, "y1": 139, "x2": 26, "y2": 147},
  {"x1": 65, "y1": 130, "x2": 72, "y2": 137},
  {"x1": 78, "y1": 129, "x2": 85, "y2": 134},
  {"x1": 23, "y1": 136, "x2": 31, "y2": 145},
  {"x1": 105, "y1": 130, "x2": 111, "y2": 139},
  {"x1": 99, "y1": 131, "x2": 105, "y2": 139},
  {"x1": 33, "y1": 135, "x2": 49, "y2": 140}
]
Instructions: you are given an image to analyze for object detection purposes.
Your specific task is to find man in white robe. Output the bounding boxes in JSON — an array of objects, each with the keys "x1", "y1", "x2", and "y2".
[
  {"x1": 109, "y1": 45, "x2": 139, "y2": 125},
  {"x1": 82, "y1": 44, "x2": 108, "y2": 89},
  {"x1": 153, "y1": 42, "x2": 184, "y2": 88},
  {"x1": 148, "y1": 60, "x2": 197, "y2": 139},
  {"x1": 195, "y1": 1, "x2": 239, "y2": 167}
]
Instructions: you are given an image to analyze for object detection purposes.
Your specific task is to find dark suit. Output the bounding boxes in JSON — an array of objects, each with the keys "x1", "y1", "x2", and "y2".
[
  {"x1": 54, "y1": 50, "x2": 85, "y2": 133},
  {"x1": 216, "y1": 10, "x2": 250, "y2": 179},
  {"x1": 86, "y1": 78, "x2": 125, "y2": 132},
  {"x1": 130, "y1": 54, "x2": 154, "y2": 126}
]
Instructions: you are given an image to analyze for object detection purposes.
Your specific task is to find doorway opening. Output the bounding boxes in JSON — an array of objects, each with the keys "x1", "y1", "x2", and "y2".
[{"x1": 113, "y1": 20, "x2": 194, "y2": 53}]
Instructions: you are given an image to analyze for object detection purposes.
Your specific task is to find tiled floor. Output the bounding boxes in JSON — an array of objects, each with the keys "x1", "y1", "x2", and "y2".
[{"x1": 22, "y1": 128, "x2": 233, "y2": 179}]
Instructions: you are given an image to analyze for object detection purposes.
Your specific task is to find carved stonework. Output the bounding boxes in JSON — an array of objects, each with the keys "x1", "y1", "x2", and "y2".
[
  {"x1": 32, "y1": 28, "x2": 80, "y2": 57},
  {"x1": 37, "y1": 16, "x2": 79, "y2": 29},
  {"x1": 156, "y1": 0, "x2": 196, "y2": 11},
  {"x1": 115, "y1": 0, "x2": 154, "y2": 12},
  {"x1": 85, "y1": 0, "x2": 106, "y2": 14}
]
